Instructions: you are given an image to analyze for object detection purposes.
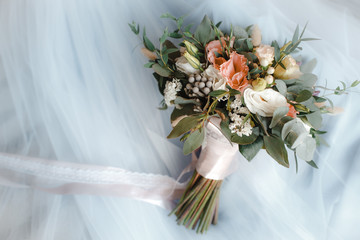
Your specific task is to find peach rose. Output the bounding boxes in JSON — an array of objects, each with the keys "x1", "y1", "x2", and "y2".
[
  {"x1": 205, "y1": 38, "x2": 227, "y2": 70},
  {"x1": 220, "y1": 52, "x2": 249, "y2": 92},
  {"x1": 287, "y1": 104, "x2": 298, "y2": 118}
]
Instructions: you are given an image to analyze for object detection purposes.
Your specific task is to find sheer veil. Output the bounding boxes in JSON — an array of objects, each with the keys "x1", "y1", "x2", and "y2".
[{"x1": 0, "y1": 0, "x2": 359, "y2": 239}]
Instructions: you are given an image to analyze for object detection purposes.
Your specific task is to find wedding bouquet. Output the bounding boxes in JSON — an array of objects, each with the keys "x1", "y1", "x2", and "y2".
[{"x1": 129, "y1": 14, "x2": 358, "y2": 233}]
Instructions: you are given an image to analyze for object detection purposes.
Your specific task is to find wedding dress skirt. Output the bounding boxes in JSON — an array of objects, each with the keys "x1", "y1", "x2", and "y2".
[{"x1": 0, "y1": 0, "x2": 359, "y2": 239}]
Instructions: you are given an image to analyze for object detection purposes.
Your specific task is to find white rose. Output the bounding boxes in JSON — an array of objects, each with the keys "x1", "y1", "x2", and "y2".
[
  {"x1": 255, "y1": 44, "x2": 275, "y2": 67},
  {"x1": 274, "y1": 55, "x2": 302, "y2": 80},
  {"x1": 202, "y1": 65, "x2": 227, "y2": 90},
  {"x1": 243, "y1": 88, "x2": 287, "y2": 117},
  {"x1": 175, "y1": 56, "x2": 201, "y2": 75}
]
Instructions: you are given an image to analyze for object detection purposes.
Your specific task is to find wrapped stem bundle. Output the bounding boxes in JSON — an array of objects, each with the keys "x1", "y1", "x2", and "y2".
[{"x1": 170, "y1": 117, "x2": 238, "y2": 233}]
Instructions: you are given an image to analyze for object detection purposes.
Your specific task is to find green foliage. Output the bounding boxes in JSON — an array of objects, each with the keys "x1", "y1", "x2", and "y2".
[
  {"x1": 306, "y1": 160, "x2": 319, "y2": 169},
  {"x1": 128, "y1": 21, "x2": 140, "y2": 35},
  {"x1": 264, "y1": 135, "x2": 289, "y2": 168},
  {"x1": 306, "y1": 111, "x2": 322, "y2": 129},
  {"x1": 167, "y1": 115, "x2": 203, "y2": 139},
  {"x1": 170, "y1": 104, "x2": 196, "y2": 122},
  {"x1": 233, "y1": 25, "x2": 248, "y2": 39},
  {"x1": 296, "y1": 90, "x2": 313, "y2": 102},
  {"x1": 209, "y1": 90, "x2": 227, "y2": 97},
  {"x1": 142, "y1": 27, "x2": 155, "y2": 51},
  {"x1": 239, "y1": 137, "x2": 263, "y2": 161},
  {"x1": 231, "y1": 127, "x2": 259, "y2": 145},
  {"x1": 296, "y1": 136, "x2": 316, "y2": 161},
  {"x1": 275, "y1": 80, "x2": 287, "y2": 96},
  {"x1": 269, "y1": 106, "x2": 289, "y2": 128},
  {"x1": 152, "y1": 63, "x2": 171, "y2": 77},
  {"x1": 183, "y1": 129, "x2": 205, "y2": 155},
  {"x1": 194, "y1": 15, "x2": 215, "y2": 45}
]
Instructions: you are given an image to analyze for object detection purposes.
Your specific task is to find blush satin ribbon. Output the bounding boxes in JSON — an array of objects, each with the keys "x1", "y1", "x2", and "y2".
[{"x1": 0, "y1": 118, "x2": 238, "y2": 210}]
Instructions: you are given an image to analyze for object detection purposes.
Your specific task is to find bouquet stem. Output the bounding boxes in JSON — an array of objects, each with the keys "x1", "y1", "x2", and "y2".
[{"x1": 170, "y1": 170, "x2": 223, "y2": 233}]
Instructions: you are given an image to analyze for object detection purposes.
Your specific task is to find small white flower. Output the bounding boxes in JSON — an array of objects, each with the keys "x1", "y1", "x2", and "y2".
[
  {"x1": 228, "y1": 113, "x2": 253, "y2": 137},
  {"x1": 230, "y1": 96, "x2": 250, "y2": 114},
  {"x1": 244, "y1": 88, "x2": 287, "y2": 117},
  {"x1": 255, "y1": 44, "x2": 275, "y2": 67},
  {"x1": 164, "y1": 78, "x2": 182, "y2": 106}
]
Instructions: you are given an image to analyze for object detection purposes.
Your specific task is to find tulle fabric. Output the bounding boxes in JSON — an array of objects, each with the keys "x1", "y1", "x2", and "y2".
[{"x1": 0, "y1": 0, "x2": 359, "y2": 239}]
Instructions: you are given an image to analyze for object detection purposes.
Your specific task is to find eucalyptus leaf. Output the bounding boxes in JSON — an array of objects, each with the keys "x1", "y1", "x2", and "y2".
[
  {"x1": 269, "y1": 106, "x2": 289, "y2": 128},
  {"x1": 160, "y1": 13, "x2": 176, "y2": 20},
  {"x1": 233, "y1": 25, "x2": 248, "y2": 39},
  {"x1": 306, "y1": 111, "x2": 322, "y2": 129},
  {"x1": 183, "y1": 129, "x2": 205, "y2": 155},
  {"x1": 167, "y1": 115, "x2": 202, "y2": 139},
  {"x1": 194, "y1": 15, "x2": 215, "y2": 45},
  {"x1": 170, "y1": 104, "x2": 196, "y2": 122},
  {"x1": 281, "y1": 119, "x2": 308, "y2": 149},
  {"x1": 296, "y1": 136, "x2": 316, "y2": 162},
  {"x1": 152, "y1": 64, "x2": 171, "y2": 77},
  {"x1": 239, "y1": 137, "x2": 264, "y2": 161},
  {"x1": 264, "y1": 135, "x2": 289, "y2": 168},
  {"x1": 275, "y1": 80, "x2": 287, "y2": 96},
  {"x1": 271, "y1": 41, "x2": 280, "y2": 62},
  {"x1": 271, "y1": 116, "x2": 293, "y2": 137},
  {"x1": 298, "y1": 73, "x2": 318, "y2": 87},
  {"x1": 296, "y1": 90, "x2": 313, "y2": 102},
  {"x1": 306, "y1": 160, "x2": 319, "y2": 169}
]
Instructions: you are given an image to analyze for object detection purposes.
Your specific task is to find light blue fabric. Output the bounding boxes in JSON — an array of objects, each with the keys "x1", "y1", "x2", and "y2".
[{"x1": 0, "y1": 0, "x2": 359, "y2": 239}]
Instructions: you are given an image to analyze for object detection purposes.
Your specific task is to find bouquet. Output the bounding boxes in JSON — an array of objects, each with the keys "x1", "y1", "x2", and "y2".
[{"x1": 129, "y1": 14, "x2": 358, "y2": 233}]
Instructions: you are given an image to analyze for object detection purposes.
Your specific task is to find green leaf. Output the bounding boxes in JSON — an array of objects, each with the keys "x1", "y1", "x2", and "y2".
[
  {"x1": 271, "y1": 116, "x2": 293, "y2": 137},
  {"x1": 220, "y1": 119, "x2": 233, "y2": 145},
  {"x1": 194, "y1": 15, "x2": 215, "y2": 45},
  {"x1": 292, "y1": 25, "x2": 299, "y2": 43},
  {"x1": 170, "y1": 104, "x2": 196, "y2": 122},
  {"x1": 239, "y1": 137, "x2": 264, "y2": 161},
  {"x1": 264, "y1": 135, "x2": 289, "y2": 168},
  {"x1": 351, "y1": 80, "x2": 360, "y2": 87},
  {"x1": 183, "y1": 129, "x2": 205, "y2": 155},
  {"x1": 169, "y1": 32, "x2": 183, "y2": 39},
  {"x1": 174, "y1": 96, "x2": 201, "y2": 106},
  {"x1": 294, "y1": 151, "x2": 299, "y2": 173},
  {"x1": 183, "y1": 32, "x2": 193, "y2": 38},
  {"x1": 296, "y1": 136, "x2": 316, "y2": 161},
  {"x1": 233, "y1": 25, "x2": 248, "y2": 39},
  {"x1": 306, "y1": 111, "x2": 322, "y2": 129},
  {"x1": 275, "y1": 80, "x2": 287, "y2": 96},
  {"x1": 306, "y1": 160, "x2": 318, "y2": 169},
  {"x1": 128, "y1": 22, "x2": 139, "y2": 35},
  {"x1": 184, "y1": 24, "x2": 194, "y2": 32},
  {"x1": 296, "y1": 90, "x2": 313, "y2": 102},
  {"x1": 299, "y1": 73, "x2": 318, "y2": 87},
  {"x1": 143, "y1": 27, "x2": 155, "y2": 51},
  {"x1": 177, "y1": 17, "x2": 184, "y2": 29},
  {"x1": 159, "y1": 28, "x2": 169, "y2": 45},
  {"x1": 163, "y1": 48, "x2": 179, "y2": 55},
  {"x1": 215, "y1": 21, "x2": 222, "y2": 28},
  {"x1": 163, "y1": 40, "x2": 181, "y2": 61},
  {"x1": 144, "y1": 62, "x2": 155, "y2": 68},
  {"x1": 272, "y1": 41, "x2": 281, "y2": 62},
  {"x1": 281, "y1": 119, "x2": 308, "y2": 149},
  {"x1": 209, "y1": 90, "x2": 227, "y2": 97},
  {"x1": 167, "y1": 115, "x2": 202, "y2": 139},
  {"x1": 160, "y1": 13, "x2": 176, "y2": 20},
  {"x1": 269, "y1": 106, "x2": 289, "y2": 128},
  {"x1": 301, "y1": 38, "x2": 321, "y2": 41},
  {"x1": 231, "y1": 127, "x2": 259, "y2": 145},
  {"x1": 152, "y1": 64, "x2": 171, "y2": 77}
]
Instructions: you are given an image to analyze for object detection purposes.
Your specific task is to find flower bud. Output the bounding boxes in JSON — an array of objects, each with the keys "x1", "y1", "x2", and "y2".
[
  {"x1": 252, "y1": 78, "x2": 267, "y2": 91},
  {"x1": 184, "y1": 40, "x2": 199, "y2": 56},
  {"x1": 184, "y1": 51, "x2": 201, "y2": 70}
]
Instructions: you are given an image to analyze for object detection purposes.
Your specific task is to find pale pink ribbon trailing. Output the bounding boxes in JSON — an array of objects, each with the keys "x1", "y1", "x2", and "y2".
[{"x1": 0, "y1": 118, "x2": 238, "y2": 210}]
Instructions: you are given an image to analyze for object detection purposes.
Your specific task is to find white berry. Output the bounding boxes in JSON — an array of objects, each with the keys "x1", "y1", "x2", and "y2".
[
  {"x1": 192, "y1": 87, "x2": 199, "y2": 93},
  {"x1": 188, "y1": 76, "x2": 195, "y2": 83}
]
